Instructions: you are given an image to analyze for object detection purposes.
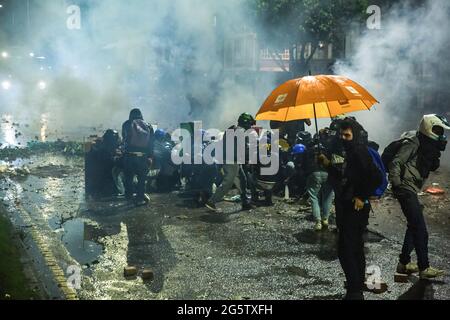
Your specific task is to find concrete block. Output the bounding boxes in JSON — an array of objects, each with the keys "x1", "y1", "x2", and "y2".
[
  {"x1": 124, "y1": 266, "x2": 138, "y2": 277},
  {"x1": 142, "y1": 269, "x2": 154, "y2": 281},
  {"x1": 394, "y1": 273, "x2": 409, "y2": 283}
]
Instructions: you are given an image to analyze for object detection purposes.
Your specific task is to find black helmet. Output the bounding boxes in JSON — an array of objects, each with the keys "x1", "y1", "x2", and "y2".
[
  {"x1": 238, "y1": 113, "x2": 256, "y2": 130},
  {"x1": 103, "y1": 129, "x2": 120, "y2": 150},
  {"x1": 129, "y1": 108, "x2": 143, "y2": 121},
  {"x1": 296, "y1": 131, "x2": 312, "y2": 146}
]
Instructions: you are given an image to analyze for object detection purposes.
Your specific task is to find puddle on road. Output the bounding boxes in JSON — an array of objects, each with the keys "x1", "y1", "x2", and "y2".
[{"x1": 59, "y1": 219, "x2": 103, "y2": 266}]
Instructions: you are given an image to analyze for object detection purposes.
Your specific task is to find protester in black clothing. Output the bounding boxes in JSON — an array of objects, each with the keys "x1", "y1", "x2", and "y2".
[
  {"x1": 85, "y1": 130, "x2": 122, "y2": 198},
  {"x1": 388, "y1": 114, "x2": 449, "y2": 279},
  {"x1": 122, "y1": 108, "x2": 155, "y2": 205},
  {"x1": 319, "y1": 118, "x2": 377, "y2": 300}
]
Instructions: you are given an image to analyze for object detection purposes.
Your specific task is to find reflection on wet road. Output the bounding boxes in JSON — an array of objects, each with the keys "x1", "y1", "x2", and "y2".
[{"x1": 0, "y1": 119, "x2": 449, "y2": 299}]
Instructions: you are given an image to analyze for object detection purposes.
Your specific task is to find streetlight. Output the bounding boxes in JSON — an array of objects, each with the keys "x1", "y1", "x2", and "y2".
[
  {"x1": 38, "y1": 81, "x2": 47, "y2": 90},
  {"x1": 1, "y1": 51, "x2": 9, "y2": 59},
  {"x1": 1, "y1": 81, "x2": 11, "y2": 90}
]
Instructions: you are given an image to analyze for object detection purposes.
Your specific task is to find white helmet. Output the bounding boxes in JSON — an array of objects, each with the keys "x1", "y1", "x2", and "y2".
[{"x1": 419, "y1": 114, "x2": 450, "y2": 141}]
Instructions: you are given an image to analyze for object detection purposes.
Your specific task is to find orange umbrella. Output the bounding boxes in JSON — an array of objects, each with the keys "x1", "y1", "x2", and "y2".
[{"x1": 256, "y1": 75, "x2": 379, "y2": 134}]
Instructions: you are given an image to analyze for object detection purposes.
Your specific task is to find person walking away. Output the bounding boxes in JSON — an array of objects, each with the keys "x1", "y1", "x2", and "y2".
[{"x1": 122, "y1": 108, "x2": 155, "y2": 206}]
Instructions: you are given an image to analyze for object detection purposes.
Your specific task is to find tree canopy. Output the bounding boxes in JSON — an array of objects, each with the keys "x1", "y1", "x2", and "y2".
[{"x1": 251, "y1": 0, "x2": 370, "y2": 75}]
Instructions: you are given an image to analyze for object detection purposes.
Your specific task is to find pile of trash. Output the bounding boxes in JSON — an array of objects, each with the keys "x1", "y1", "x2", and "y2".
[
  {"x1": 0, "y1": 140, "x2": 85, "y2": 160},
  {"x1": 0, "y1": 164, "x2": 31, "y2": 177},
  {"x1": 424, "y1": 183, "x2": 446, "y2": 195}
]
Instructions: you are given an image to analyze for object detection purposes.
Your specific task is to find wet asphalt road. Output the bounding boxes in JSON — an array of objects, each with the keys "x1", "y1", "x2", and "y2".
[{"x1": 1, "y1": 154, "x2": 450, "y2": 300}]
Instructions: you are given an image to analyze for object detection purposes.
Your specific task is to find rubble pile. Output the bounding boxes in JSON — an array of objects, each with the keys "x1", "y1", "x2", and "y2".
[
  {"x1": 0, "y1": 140, "x2": 85, "y2": 160},
  {"x1": 0, "y1": 164, "x2": 31, "y2": 177}
]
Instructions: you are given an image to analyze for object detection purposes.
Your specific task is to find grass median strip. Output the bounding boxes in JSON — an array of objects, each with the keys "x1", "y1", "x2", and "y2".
[{"x1": 0, "y1": 210, "x2": 38, "y2": 300}]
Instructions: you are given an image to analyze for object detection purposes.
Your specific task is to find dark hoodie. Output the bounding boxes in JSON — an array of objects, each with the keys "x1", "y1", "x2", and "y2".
[
  {"x1": 389, "y1": 130, "x2": 443, "y2": 193},
  {"x1": 339, "y1": 120, "x2": 374, "y2": 202},
  {"x1": 121, "y1": 108, "x2": 154, "y2": 156}
]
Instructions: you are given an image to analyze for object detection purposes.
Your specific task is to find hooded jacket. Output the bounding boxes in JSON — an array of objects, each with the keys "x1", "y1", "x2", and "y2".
[
  {"x1": 122, "y1": 109, "x2": 154, "y2": 156},
  {"x1": 337, "y1": 120, "x2": 374, "y2": 202},
  {"x1": 389, "y1": 130, "x2": 440, "y2": 194}
]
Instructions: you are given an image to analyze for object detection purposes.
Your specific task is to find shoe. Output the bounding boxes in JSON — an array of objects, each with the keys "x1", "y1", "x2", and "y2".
[
  {"x1": 224, "y1": 195, "x2": 241, "y2": 202},
  {"x1": 419, "y1": 267, "x2": 445, "y2": 280},
  {"x1": 322, "y1": 219, "x2": 329, "y2": 228},
  {"x1": 314, "y1": 221, "x2": 322, "y2": 231},
  {"x1": 143, "y1": 194, "x2": 151, "y2": 203},
  {"x1": 242, "y1": 202, "x2": 254, "y2": 211},
  {"x1": 397, "y1": 262, "x2": 419, "y2": 274},
  {"x1": 205, "y1": 201, "x2": 217, "y2": 212}
]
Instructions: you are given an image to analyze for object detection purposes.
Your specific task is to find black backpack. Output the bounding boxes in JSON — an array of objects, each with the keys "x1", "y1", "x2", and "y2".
[
  {"x1": 129, "y1": 119, "x2": 152, "y2": 149},
  {"x1": 381, "y1": 138, "x2": 414, "y2": 173}
]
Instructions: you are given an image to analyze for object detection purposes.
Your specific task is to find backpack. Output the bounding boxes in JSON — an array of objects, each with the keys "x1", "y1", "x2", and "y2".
[
  {"x1": 367, "y1": 147, "x2": 388, "y2": 198},
  {"x1": 129, "y1": 119, "x2": 152, "y2": 149},
  {"x1": 381, "y1": 138, "x2": 414, "y2": 173}
]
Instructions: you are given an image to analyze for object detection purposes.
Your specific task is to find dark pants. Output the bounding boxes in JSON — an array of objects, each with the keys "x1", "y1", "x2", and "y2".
[
  {"x1": 396, "y1": 189, "x2": 430, "y2": 271},
  {"x1": 209, "y1": 164, "x2": 248, "y2": 206},
  {"x1": 336, "y1": 199, "x2": 370, "y2": 295},
  {"x1": 124, "y1": 154, "x2": 149, "y2": 201}
]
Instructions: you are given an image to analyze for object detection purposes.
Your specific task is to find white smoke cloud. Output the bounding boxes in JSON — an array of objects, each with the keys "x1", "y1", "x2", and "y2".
[
  {"x1": 334, "y1": 0, "x2": 450, "y2": 156},
  {"x1": 1, "y1": 0, "x2": 270, "y2": 136}
]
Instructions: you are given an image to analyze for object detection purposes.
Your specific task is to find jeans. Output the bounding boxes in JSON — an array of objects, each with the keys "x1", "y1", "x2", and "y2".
[
  {"x1": 209, "y1": 164, "x2": 247, "y2": 205},
  {"x1": 124, "y1": 154, "x2": 149, "y2": 201},
  {"x1": 306, "y1": 171, "x2": 335, "y2": 222},
  {"x1": 396, "y1": 189, "x2": 430, "y2": 271},
  {"x1": 336, "y1": 199, "x2": 370, "y2": 295}
]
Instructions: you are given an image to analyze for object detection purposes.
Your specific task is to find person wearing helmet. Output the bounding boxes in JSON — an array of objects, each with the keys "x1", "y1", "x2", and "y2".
[
  {"x1": 238, "y1": 113, "x2": 256, "y2": 130},
  {"x1": 154, "y1": 129, "x2": 166, "y2": 142},
  {"x1": 389, "y1": 114, "x2": 450, "y2": 280},
  {"x1": 205, "y1": 113, "x2": 255, "y2": 212},
  {"x1": 248, "y1": 131, "x2": 281, "y2": 207},
  {"x1": 289, "y1": 131, "x2": 315, "y2": 199},
  {"x1": 292, "y1": 143, "x2": 306, "y2": 155},
  {"x1": 275, "y1": 143, "x2": 307, "y2": 199}
]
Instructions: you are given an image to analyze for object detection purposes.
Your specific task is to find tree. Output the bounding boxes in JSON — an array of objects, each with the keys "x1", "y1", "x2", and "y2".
[{"x1": 251, "y1": 0, "x2": 369, "y2": 76}]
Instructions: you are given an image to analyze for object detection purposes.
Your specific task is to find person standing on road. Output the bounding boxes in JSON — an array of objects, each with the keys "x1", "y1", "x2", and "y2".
[
  {"x1": 386, "y1": 114, "x2": 449, "y2": 279},
  {"x1": 319, "y1": 118, "x2": 380, "y2": 300},
  {"x1": 305, "y1": 142, "x2": 335, "y2": 231},
  {"x1": 122, "y1": 108, "x2": 155, "y2": 206}
]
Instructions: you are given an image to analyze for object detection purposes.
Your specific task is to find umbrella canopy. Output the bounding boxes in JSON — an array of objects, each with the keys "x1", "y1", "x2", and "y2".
[{"x1": 256, "y1": 75, "x2": 379, "y2": 122}]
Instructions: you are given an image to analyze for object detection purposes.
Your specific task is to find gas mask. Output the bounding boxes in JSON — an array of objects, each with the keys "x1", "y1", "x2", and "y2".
[{"x1": 437, "y1": 135, "x2": 447, "y2": 151}]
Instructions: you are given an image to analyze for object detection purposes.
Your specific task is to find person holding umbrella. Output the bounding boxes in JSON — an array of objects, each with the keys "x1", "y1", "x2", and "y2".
[{"x1": 255, "y1": 74, "x2": 381, "y2": 300}]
